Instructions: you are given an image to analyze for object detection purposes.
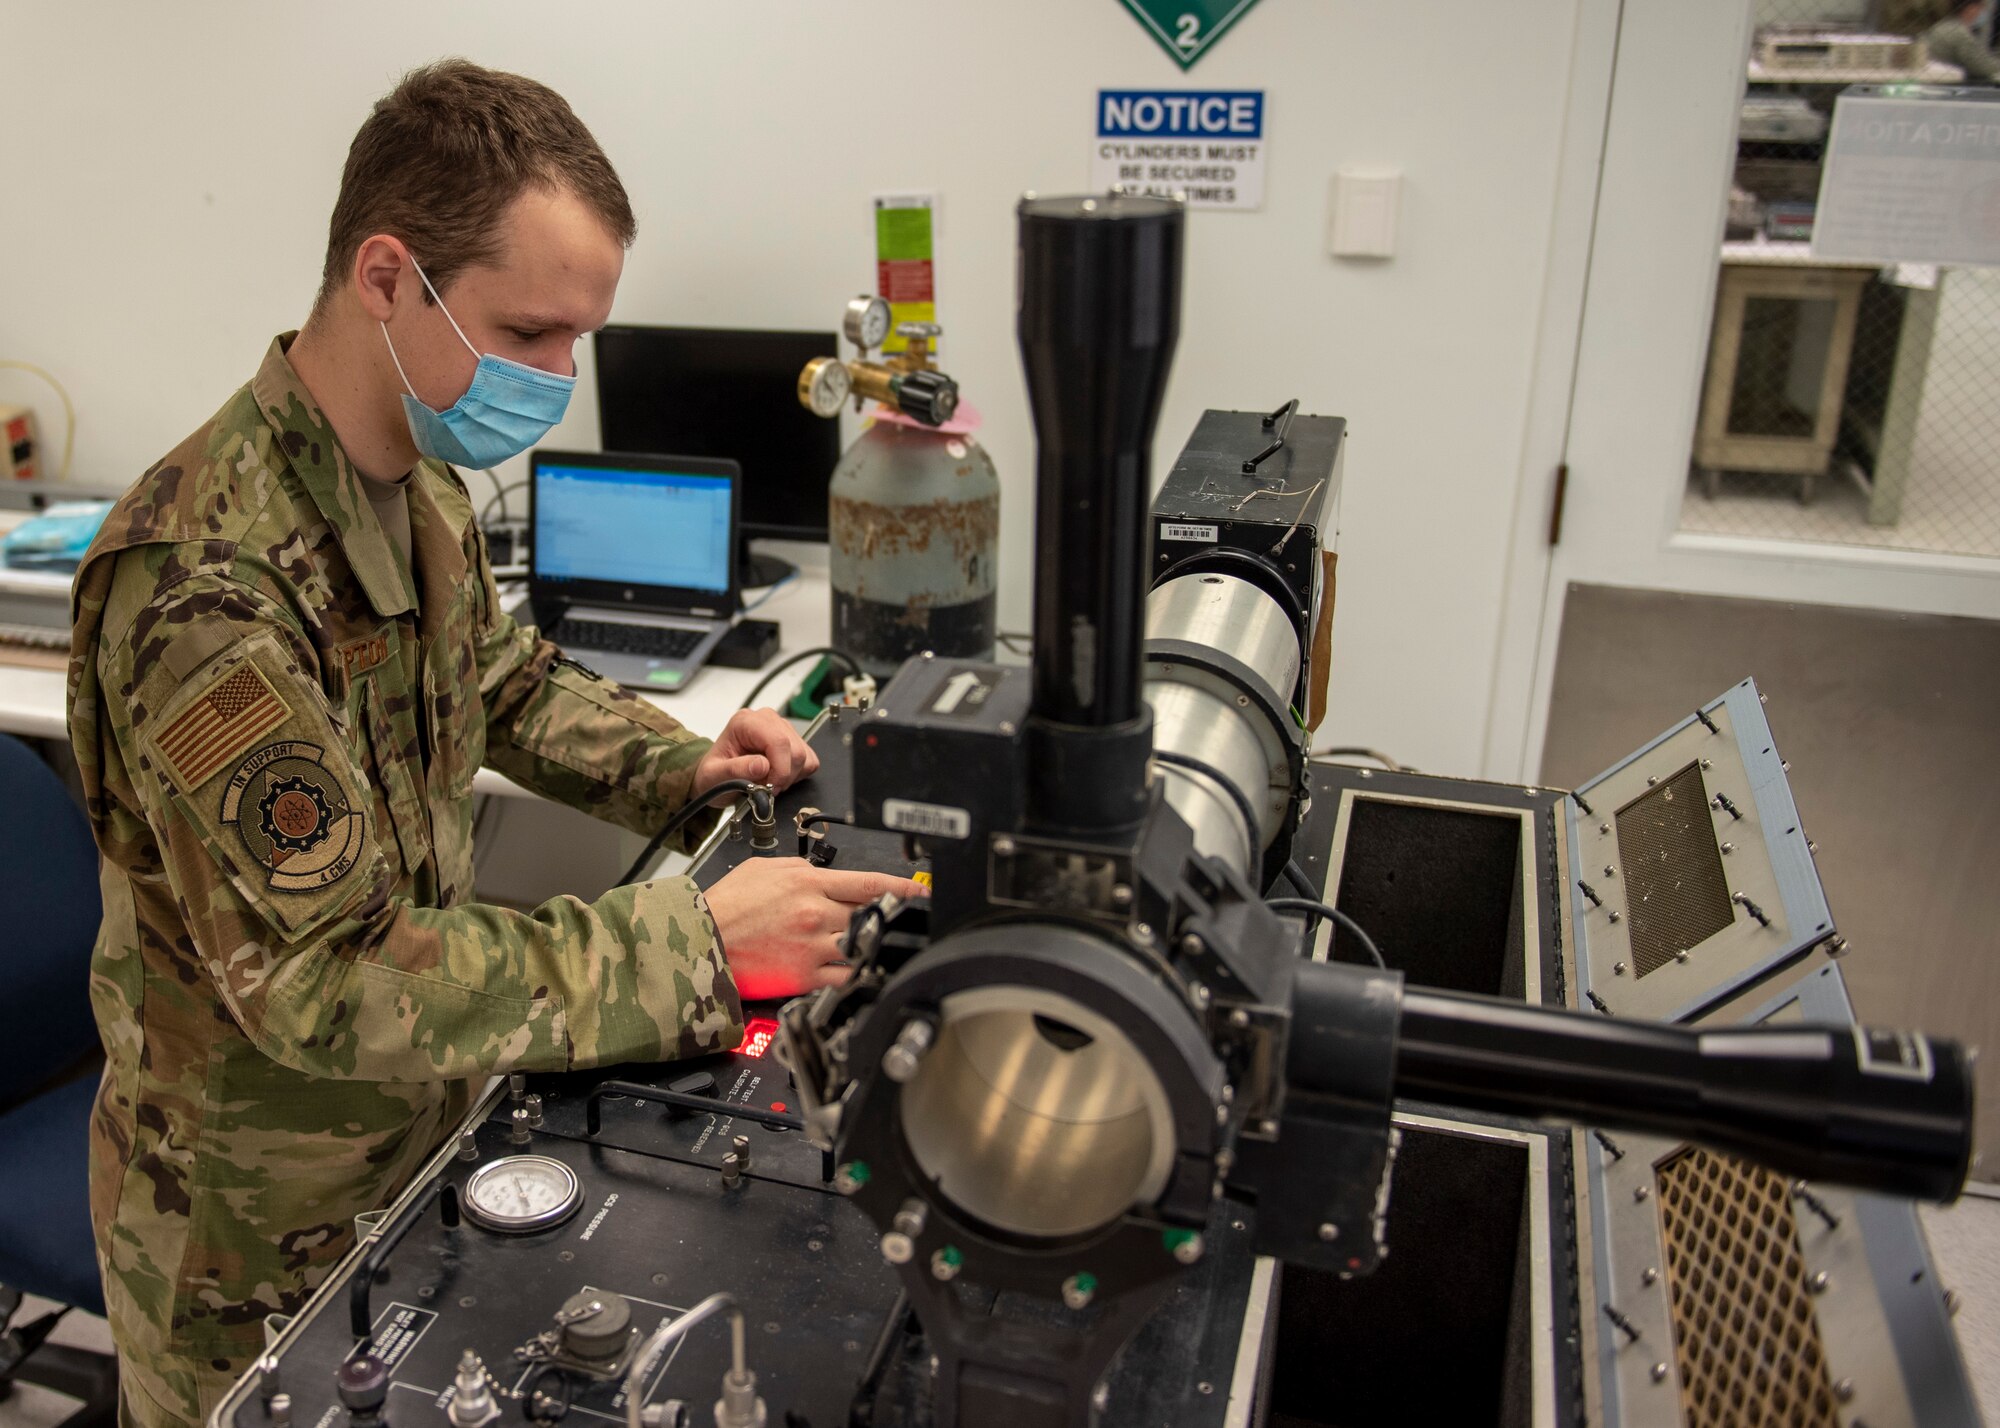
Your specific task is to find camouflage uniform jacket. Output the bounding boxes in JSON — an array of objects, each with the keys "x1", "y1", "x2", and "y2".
[{"x1": 65, "y1": 336, "x2": 745, "y2": 1412}]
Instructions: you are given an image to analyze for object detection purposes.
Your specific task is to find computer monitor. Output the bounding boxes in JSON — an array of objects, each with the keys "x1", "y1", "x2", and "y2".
[
  {"x1": 593, "y1": 325, "x2": 841, "y2": 587},
  {"x1": 528, "y1": 451, "x2": 738, "y2": 612}
]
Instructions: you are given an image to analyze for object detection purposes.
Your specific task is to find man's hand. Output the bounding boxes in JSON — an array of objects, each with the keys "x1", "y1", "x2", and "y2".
[
  {"x1": 693, "y1": 707, "x2": 819, "y2": 797},
  {"x1": 704, "y1": 857, "x2": 926, "y2": 1001}
]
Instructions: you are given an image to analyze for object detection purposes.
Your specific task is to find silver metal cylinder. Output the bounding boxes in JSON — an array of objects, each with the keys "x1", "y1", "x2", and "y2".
[
  {"x1": 897, "y1": 985, "x2": 1175, "y2": 1240},
  {"x1": 1143, "y1": 573, "x2": 1302, "y2": 878},
  {"x1": 830, "y1": 423, "x2": 1001, "y2": 677}
]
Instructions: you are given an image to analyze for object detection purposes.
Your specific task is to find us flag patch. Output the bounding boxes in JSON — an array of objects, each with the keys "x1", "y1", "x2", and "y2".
[{"x1": 155, "y1": 661, "x2": 291, "y2": 791}]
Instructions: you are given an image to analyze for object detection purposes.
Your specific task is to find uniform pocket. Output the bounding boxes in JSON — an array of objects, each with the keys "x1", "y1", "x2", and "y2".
[
  {"x1": 358, "y1": 672, "x2": 432, "y2": 881},
  {"x1": 423, "y1": 596, "x2": 481, "y2": 904},
  {"x1": 425, "y1": 597, "x2": 482, "y2": 800}
]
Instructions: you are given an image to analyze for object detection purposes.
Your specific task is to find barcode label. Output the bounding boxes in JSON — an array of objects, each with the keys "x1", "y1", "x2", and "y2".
[
  {"x1": 1161, "y1": 523, "x2": 1218, "y2": 543},
  {"x1": 883, "y1": 799, "x2": 972, "y2": 839}
]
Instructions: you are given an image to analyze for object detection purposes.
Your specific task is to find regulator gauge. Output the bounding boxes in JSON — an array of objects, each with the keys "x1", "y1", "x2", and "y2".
[
  {"x1": 843, "y1": 294, "x2": 892, "y2": 352},
  {"x1": 462, "y1": 1155, "x2": 583, "y2": 1234},
  {"x1": 798, "y1": 356, "x2": 853, "y2": 418}
]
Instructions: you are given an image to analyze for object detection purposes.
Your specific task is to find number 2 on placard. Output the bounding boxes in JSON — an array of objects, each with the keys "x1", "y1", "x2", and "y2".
[{"x1": 1176, "y1": 12, "x2": 1202, "y2": 52}]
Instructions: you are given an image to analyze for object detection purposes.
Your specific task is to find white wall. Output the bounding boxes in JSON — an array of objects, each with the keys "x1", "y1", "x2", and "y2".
[{"x1": 0, "y1": 1, "x2": 1602, "y2": 776}]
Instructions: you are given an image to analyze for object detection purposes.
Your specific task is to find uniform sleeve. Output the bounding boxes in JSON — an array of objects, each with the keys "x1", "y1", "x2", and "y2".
[
  {"x1": 104, "y1": 571, "x2": 744, "y2": 1084},
  {"x1": 466, "y1": 535, "x2": 721, "y2": 853}
]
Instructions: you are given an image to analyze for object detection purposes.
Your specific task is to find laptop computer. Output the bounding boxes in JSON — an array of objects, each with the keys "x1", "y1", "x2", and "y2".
[{"x1": 526, "y1": 449, "x2": 740, "y2": 692}]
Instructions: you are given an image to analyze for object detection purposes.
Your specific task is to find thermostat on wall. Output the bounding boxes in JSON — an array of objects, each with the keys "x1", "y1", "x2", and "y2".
[{"x1": 1329, "y1": 169, "x2": 1402, "y2": 259}]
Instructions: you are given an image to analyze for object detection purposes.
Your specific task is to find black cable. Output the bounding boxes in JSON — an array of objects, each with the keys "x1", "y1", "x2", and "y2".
[
  {"x1": 738, "y1": 646, "x2": 862, "y2": 712},
  {"x1": 1264, "y1": 897, "x2": 1388, "y2": 969},
  {"x1": 1281, "y1": 858, "x2": 1319, "y2": 899},
  {"x1": 478, "y1": 478, "x2": 526, "y2": 532},
  {"x1": 617, "y1": 779, "x2": 758, "y2": 887},
  {"x1": 796, "y1": 809, "x2": 853, "y2": 859},
  {"x1": 521, "y1": 1363, "x2": 572, "y2": 1423}
]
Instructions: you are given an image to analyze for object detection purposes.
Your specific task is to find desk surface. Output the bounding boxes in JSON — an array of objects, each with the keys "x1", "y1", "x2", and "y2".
[
  {"x1": 1720, "y1": 236, "x2": 1884, "y2": 270},
  {"x1": 0, "y1": 542, "x2": 837, "y2": 799},
  {"x1": 1747, "y1": 59, "x2": 1965, "y2": 85}
]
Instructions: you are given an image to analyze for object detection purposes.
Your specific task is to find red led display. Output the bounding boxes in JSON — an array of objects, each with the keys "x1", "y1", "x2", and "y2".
[{"x1": 736, "y1": 1017, "x2": 780, "y2": 1059}]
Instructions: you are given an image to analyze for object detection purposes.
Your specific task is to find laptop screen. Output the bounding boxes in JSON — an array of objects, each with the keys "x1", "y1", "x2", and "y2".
[{"x1": 532, "y1": 456, "x2": 735, "y2": 601}]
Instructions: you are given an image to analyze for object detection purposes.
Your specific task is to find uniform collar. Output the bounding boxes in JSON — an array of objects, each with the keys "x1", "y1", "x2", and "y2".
[
  {"x1": 251, "y1": 333, "x2": 419, "y2": 618},
  {"x1": 408, "y1": 462, "x2": 471, "y2": 638}
]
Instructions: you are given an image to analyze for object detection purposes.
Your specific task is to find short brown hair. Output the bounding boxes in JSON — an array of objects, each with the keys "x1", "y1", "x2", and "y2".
[{"x1": 316, "y1": 59, "x2": 636, "y2": 310}]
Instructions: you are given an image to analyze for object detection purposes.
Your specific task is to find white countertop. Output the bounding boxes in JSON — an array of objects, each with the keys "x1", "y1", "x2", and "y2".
[
  {"x1": 1719, "y1": 236, "x2": 1883, "y2": 269},
  {"x1": 0, "y1": 542, "x2": 837, "y2": 798},
  {"x1": 1748, "y1": 59, "x2": 1965, "y2": 85}
]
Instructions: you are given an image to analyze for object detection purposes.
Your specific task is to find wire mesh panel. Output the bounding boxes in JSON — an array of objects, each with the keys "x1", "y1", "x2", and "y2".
[
  {"x1": 1656, "y1": 1146, "x2": 1842, "y2": 1427},
  {"x1": 1681, "y1": 0, "x2": 2000, "y2": 557}
]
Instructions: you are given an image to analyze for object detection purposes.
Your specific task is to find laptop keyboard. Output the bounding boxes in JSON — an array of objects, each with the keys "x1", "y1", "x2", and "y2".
[{"x1": 551, "y1": 617, "x2": 705, "y2": 661}]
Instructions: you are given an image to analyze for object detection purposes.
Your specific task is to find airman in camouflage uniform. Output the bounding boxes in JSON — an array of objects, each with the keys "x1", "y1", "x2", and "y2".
[
  {"x1": 65, "y1": 61, "x2": 900, "y2": 1427},
  {"x1": 66, "y1": 337, "x2": 747, "y2": 1422}
]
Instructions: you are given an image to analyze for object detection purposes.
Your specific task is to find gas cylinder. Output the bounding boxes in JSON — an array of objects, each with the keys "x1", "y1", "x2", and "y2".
[
  {"x1": 828, "y1": 415, "x2": 1000, "y2": 677},
  {"x1": 798, "y1": 302, "x2": 1000, "y2": 678}
]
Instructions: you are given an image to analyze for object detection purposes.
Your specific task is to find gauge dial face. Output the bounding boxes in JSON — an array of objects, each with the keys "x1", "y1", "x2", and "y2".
[
  {"x1": 843, "y1": 295, "x2": 892, "y2": 351},
  {"x1": 464, "y1": 1155, "x2": 583, "y2": 1233},
  {"x1": 801, "y1": 357, "x2": 852, "y2": 418}
]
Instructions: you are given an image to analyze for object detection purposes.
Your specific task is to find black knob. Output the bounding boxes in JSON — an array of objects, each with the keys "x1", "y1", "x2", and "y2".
[
  {"x1": 336, "y1": 1354, "x2": 390, "y2": 1419},
  {"x1": 894, "y1": 370, "x2": 959, "y2": 426}
]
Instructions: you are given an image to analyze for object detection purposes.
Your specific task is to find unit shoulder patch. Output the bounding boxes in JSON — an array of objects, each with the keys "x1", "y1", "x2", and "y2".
[{"x1": 219, "y1": 741, "x2": 365, "y2": 891}]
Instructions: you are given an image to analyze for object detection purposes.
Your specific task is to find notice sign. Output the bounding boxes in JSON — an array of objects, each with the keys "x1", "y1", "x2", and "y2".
[
  {"x1": 1092, "y1": 90, "x2": 1265, "y2": 211},
  {"x1": 1814, "y1": 89, "x2": 2000, "y2": 266}
]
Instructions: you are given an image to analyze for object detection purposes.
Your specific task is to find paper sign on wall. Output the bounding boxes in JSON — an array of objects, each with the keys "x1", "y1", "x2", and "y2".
[
  {"x1": 1814, "y1": 88, "x2": 2000, "y2": 267},
  {"x1": 1090, "y1": 89, "x2": 1265, "y2": 211},
  {"x1": 875, "y1": 193, "x2": 936, "y2": 356}
]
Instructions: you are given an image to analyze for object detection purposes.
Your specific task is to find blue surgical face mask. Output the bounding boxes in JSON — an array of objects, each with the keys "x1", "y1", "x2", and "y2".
[{"x1": 380, "y1": 258, "x2": 575, "y2": 468}]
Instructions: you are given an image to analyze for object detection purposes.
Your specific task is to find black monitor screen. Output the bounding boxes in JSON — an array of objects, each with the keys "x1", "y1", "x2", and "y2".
[{"x1": 593, "y1": 325, "x2": 840, "y2": 542}]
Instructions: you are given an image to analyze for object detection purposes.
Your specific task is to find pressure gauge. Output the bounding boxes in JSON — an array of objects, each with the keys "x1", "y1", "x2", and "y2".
[
  {"x1": 462, "y1": 1155, "x2": 583, "y2": 1234},
  {"x1": 798, "y1": 356, "x2": 853, "y2": 418},
  {"x1": 843, "y1": 294, "x2": 892, "y2": 352}
]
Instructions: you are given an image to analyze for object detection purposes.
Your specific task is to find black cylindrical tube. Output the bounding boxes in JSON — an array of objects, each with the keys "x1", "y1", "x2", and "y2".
[
  {"x1": 1016, "y1": 194, "x2": 1184, "y2": 728},
  {"x1": 1384, "y1": 985, "x2": 1974, "y2": 1202}
]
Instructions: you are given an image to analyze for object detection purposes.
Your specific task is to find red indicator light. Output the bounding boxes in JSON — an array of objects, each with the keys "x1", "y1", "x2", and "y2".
[
  {"x1": 737, "y1": 1017, "x2": 781, "y2": 1059},
  {"x1": 770, "y1": 1102, "x2": 787, "y2": 1114}
]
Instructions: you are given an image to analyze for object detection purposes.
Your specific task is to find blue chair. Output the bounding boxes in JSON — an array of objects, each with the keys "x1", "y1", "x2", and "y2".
[{"x1": 0, "y1": 732, "x2": 116, "y2": 1427}]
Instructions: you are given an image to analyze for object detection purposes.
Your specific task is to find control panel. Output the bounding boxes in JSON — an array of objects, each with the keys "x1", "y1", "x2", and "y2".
[{"x1": 215, "y1": 709, "x2": 1265, "y2": 1428}]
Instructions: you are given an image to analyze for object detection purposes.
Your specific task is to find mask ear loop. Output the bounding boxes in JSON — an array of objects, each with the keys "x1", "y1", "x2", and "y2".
[
  {"x1": 379, "y1": 253, "x2": 481, "y2": 403},
  {"x1": 408, "y1": 257, "x2": 482, "y2": 359},
  {"x1": 380, "y1": 320, "x2": 421, "y2": 402}
]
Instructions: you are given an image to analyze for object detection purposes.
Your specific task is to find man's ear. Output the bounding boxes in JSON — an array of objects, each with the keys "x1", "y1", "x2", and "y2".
[{"x1": 352, "y1": 235, "x2": 413, "y2": 323}]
